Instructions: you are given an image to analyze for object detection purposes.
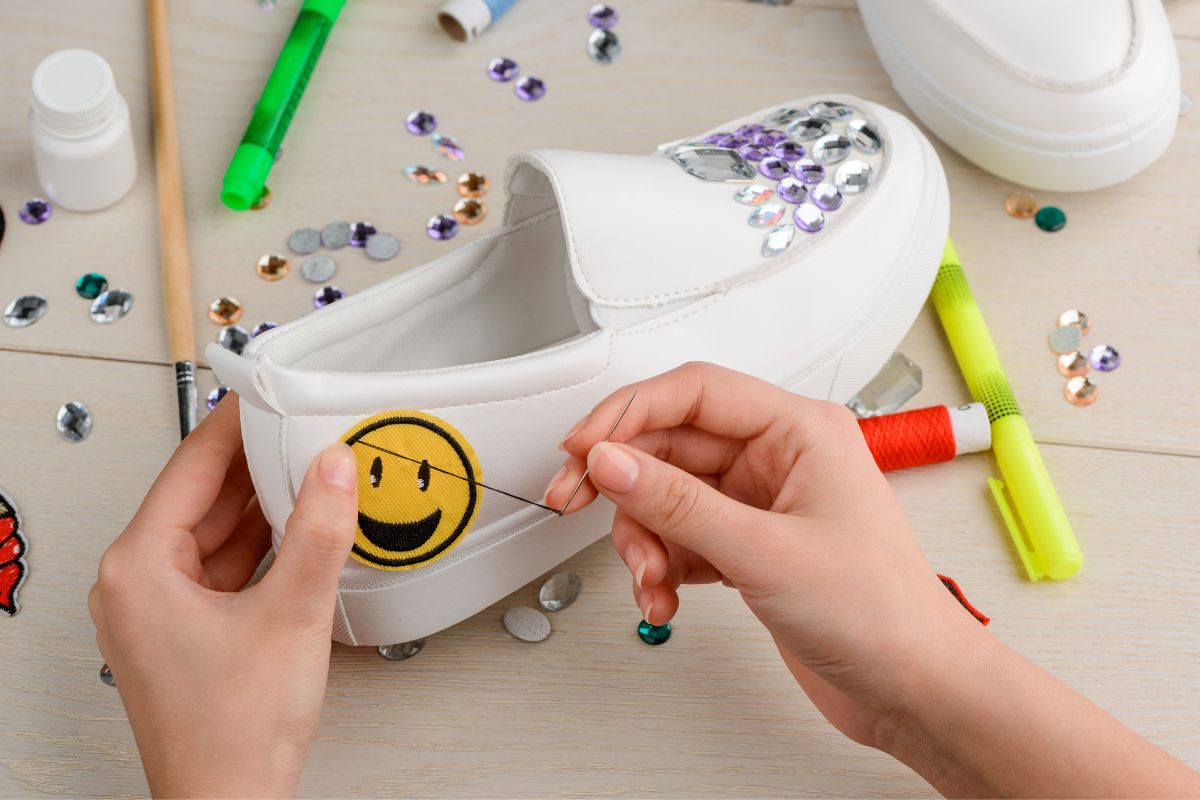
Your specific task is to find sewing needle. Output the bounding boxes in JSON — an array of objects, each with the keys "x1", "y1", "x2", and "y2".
[{"x1": 557, "y1": 390, "x2": 638, "y2": 516}]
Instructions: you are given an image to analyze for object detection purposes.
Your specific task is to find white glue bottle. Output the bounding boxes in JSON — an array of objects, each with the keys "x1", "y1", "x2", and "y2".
[{"x1": 28, "y1": 49, "x2": 137, "y2": 212}]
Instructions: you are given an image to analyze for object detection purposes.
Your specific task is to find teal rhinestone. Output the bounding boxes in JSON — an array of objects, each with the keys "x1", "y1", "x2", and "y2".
[
  {"x1": 1034, "y1": 206, "x2": 1066, "y2": 232},
  {"x1": 637, "y1": 619, "x2": 671, "y2": 645},
  {"x1": 75, "y1": 272, "x2": 109, "y2": 300}
]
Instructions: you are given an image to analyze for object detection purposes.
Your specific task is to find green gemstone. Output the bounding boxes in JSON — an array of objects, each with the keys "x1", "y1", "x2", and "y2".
[
  {"x1": 637, "y1": 619, "x2": 671, "y2": 645},
  {"x1": 1034, "y1": 206, "x2": 1066, "y2": 233},
  {"x1": 75, "y1": 272, "x2": 109, "y2": 300}
]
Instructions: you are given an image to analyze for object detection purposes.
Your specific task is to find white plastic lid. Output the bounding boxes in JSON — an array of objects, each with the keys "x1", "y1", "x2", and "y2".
[
  {"x1": 437, "y1": 0, "x2": 492, "y2": 41},
  {"x1": 31, "y1": 49, "x2": 119, "y2": 134}
]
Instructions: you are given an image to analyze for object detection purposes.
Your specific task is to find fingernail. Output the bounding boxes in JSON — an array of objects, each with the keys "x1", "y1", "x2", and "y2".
[
  {"x1": 624, "y1": 543, "x2": 647, "y2": 588},
  {"x1": 587, "y1": 442, "x2": 638, "y2": 493},
  {"x1": 559, "y1": 414, "x2": 590, "y2": 450},
  {"x1": 320, "y1": 444, "x2": 356, "y2": 493},
  {"x1": 640, "y1": 598, "x2": 654, "y2": 623},
  {"x1": 543, "y1": 464, "x2": 570, "y2": 503}
]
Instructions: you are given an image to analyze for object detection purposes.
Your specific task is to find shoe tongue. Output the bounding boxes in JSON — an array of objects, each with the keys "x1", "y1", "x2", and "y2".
[{"x1": 504, "y1": 149, "x2": 771, "y2": 307}]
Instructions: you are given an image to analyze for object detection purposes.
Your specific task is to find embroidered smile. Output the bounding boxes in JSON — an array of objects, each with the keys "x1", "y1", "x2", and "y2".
[{"x1": 357, "y1": 508, "x2": 443, "y2": 553}]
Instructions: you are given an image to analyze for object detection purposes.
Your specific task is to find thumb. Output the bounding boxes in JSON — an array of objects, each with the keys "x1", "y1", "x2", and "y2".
[
  {"x1": 586, "y1": 442, "x2": 783, "y2": 578},
  {"x1": 262, "y1": 443, "x2": 358, "y2": 622}
]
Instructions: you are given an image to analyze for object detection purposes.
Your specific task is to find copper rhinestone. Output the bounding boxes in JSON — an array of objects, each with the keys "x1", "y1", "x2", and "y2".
[
  {"x1": 208, "y1": 296, "x2": 243, "y2": 325},
  {"x1": 453, "y1": 198, "x2": 487, "y2": 225},
  {"x1": 256, "y1": 254, "x2": 289, "y2": 281},
  {"x1": 1056, "y1": 351, "x2": 1089, "y2": 378},
  {"x1": 456, "y1": 172, "x2": 490, "y2": 198},
  {"x1": 1004, "y1": 192, "x2": 1037, "y2": 219},
  {"x1": 1064, "y1": 376, "x2": 1099, "y2": 406}
]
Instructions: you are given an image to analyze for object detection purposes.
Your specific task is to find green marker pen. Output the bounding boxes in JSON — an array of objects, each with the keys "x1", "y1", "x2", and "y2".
[{"x1": 221, "y1": 0, "x2": 346, "y2": 210}]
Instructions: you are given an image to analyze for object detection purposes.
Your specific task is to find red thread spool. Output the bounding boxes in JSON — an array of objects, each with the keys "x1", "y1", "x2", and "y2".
[{"x1": 858, "y1": 403, "x2": 990, "y2": 472}]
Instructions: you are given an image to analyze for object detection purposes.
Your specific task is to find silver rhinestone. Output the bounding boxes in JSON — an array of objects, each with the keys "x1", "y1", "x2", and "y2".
[
  {"x1": 99, "y1": 663, "x2": 116, "y2": 687},
  {"x1": 587, "y1": 28, "x2": 621, "y2": 64},
  {"x1": 539, "y1": 572, "x2": 582, "y2": 612},
  {"x1": 321, "y1": 221, "x2": 352, "y2": 249},
  {"x1": 807, "y1": 100, "x2": 856, "y2": 120},
  {"x1": 218, "y1": 324, "x2": 251, "y2": 356},
  {"x1": 847, "y1": 119, "x2": 883, "y2": 154},
  {"x1": 847, "y1": 352, "x2": 923, "y2": 417},
  {"x1": 1049, "y1": 326, "x2": 1082, "y2": 354},
  {"x1": 365, "y1": 233, "x2": 400, "y2": 261},
  {"x1": 56, "y1": 401, "x2": 92, "y2": 443},
  {"x1": 748, "y1": 203, "x2": 786, "y2": 227},
  {"x1": 671, "y1": 147, "x2": 756, "y2": 182},
  {"x1": 834, "y1": 160, "x2": 873, "y2": 194},
  {"x1": 378, "y1": 639, "x2": 426, "y2": 661},
  {"x1": 3, "y1": 295, "x2": 47, "y2": 328},
  {"x1": 734, "y1": 184, "x2": 774, "y2": 205},
  {"x1": 287, "y1": 227, "x2": 322, "y2": 255},
  {"x1": 812, "y1": 134, "x2": 852, "y2": 165},
  {"x1": 90, "y1": 290, "x2": 134, "y2": 324},
  {"x1": 503, "y1": 606, "x2": 551, "y2": 642},
  {"x1": 762, "y1": 223, "x2": 796, "y2": 257},
  {"x1": 301, "y1": 255, "x2": 337, "y2": 283},
  {"x1": 763, "y1": 107, "x2": 806, "y2": 127},
  {"x1": 785, "y1": 117, "x2": 831, "y2": 142}
]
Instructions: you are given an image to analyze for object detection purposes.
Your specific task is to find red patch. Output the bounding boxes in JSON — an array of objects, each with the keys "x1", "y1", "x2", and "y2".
[
  {"x1": 0, "y1": 560, "x2": 25, "y2": 616},
  {"x1": 0, "y1": 533, "x2": 22, "y2": 563},
  {"x1": 0, "y1": 493, "x2": 27, "y2": 617},
  {"x1": 0, "y1": 517, "x2": 12, "y2": 538}
]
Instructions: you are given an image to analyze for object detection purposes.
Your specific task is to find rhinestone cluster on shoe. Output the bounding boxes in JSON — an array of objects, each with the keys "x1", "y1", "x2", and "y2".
[{"x1": 666, "y1": 99, "x2": 886, "y2": 258}]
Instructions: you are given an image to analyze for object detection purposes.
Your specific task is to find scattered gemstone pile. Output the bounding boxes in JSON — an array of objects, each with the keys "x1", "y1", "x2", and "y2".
[
  {"x1": 1049, "y1": 309, "x2": 1120, "y2": 406},
  {"x1": 1004, "y1": 191, "x2": 1066, "y2": 233},
  {"x1": 586, "y1": 4, "x2": 621, "y2": 65},
  {"x1": 484, "y1": 56, "x2": 546, "y2": 100},
  {"x1": 421, "y1": 171, "x2": 492, "y2": 241}
]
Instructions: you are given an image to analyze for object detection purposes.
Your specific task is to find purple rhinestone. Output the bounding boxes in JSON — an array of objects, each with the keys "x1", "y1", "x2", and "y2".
[
  {"x1": 776, "y1": 177, "x2": 808, "y2": 204},
  {"x1": 738, "y1": 144, "x2": 771, "y2": 162},
  {"x1": 794, "y1": 204, "x2": 825, "y2": 233},
  {"x1": 313, "y1": 285, "x2": 345, "y2": 309},
  {"x1": 515, "y1": 76, "x2": 546, "y2": 101},
  {"x1": 405, "y1": 110, "x2": 437, "y2": 136},
  {"x1": 736, "y1": 124, "x2": 765, "y2": 138},
  {"x1": 793, "y1": 159, "x2": 825, "y2": 184},
  {"x1": 587, "y1": 4, "x2": 618, "y2": 28},
  {"x1": 19, "y1": 198, "x2": 51, "y2": 225},
  {"x1": 772, "y1": 141, "x2": 805, "y2": 160},
  {"x1": 758, "y1": 157, "x2": 790, "y2": 181},
  {"x1": 348, "y1": 221, "x2": 376, "y2": 247},
  {"x1": 251, "y1": 321, "x2": 278, "y2": 338},
  {"x1": 752, "y1": 129, "x2": 786, "y2": 147},
  {"x1": 811, "y1": 183, "x2": 843, "y2": 211},
  {"x1": 426, "y1": 214, "x2": 460, "y2": 241},
  {"x1": 487, "y1": 57, "x2": 520, "y2": 82},
  {"x1": 206, "y1": 386, "x2": 229, "y2": 411},
  {"x1": 1088, "y1": 344, "x2": 1121, "y2": 372},
  {"x1": 703, "y1": 132, "x2": 727, "y2": 145}
]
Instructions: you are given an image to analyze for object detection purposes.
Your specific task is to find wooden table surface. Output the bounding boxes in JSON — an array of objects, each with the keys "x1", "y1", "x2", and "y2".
[{"x1": 1, "y1": 1, "x2": 1198, "y2": 796}]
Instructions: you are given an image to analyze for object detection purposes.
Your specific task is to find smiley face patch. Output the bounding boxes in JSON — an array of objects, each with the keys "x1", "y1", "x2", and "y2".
[
  {"x1": 341, "y1": 411, "x2": 483, "y2": 571},
  {"x1": 0, "y1": 491, "x2": 28, "y2": 616}
]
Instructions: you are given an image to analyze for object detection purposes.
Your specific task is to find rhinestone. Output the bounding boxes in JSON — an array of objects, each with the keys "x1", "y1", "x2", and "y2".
[
  {"x1": 736, "y1": 124, "x2": 765, "y2": 137},
  {"x1": 1088, "y1": 344, "x2": 1120, "y2": 372},
  {"x1": 748, "y1": 203, "x2": 786, "y2": 227},
  {"x1": 426, "y1": 214, "x2": 460, "y2": 240},
  {"x1": 792, "y1": 203, "x2": 825, "y2": 233},
  {"x1": 847, "y1": 352, "x2": 923, "y2": 417},
  {"x1": 734, "y1": 184, "x2": 774, "y2": 205},
  {"x1": 539, "y1": 571, "x2": 582, "y2": 612},
  {"x1": 753, "y1": 129, "x2": 786, "y2": 147},
  {"x1": 250, "y1": 186, "x2": 271, "y2": 210},
  {"x1": 1057, "y1": 351, "x2": 1089, "y2": 378},
  {"x1": 313, "y1": 286, "x2": 345, "y2": 309},
  {"x1": 99, "y1": 663, "x2": 116, "y2": 687},
  {"x1": 503, "y1": 606, "x2": 551, "y2": 642},
  {"x1": 738, "y1": 143, "x2": 771, "y2": 162},
  {"x1": 90, "y1": 290, "x2": 133, "y2": 324},
  {"x1": 763, "y1": 107, "x2": 806, "y2": 127},
  {"x1": 365, "y1": 233, "x2": 400, "y2": 260},
  {"x1": 808, "y1": 100, "x2": 856, "y2": 120},
  {"x1": 75, "y1": 273, "x2": 108, "y2": 300},
  {"x1": 321, "y1": 221, "x2": 352, "y2": 249},
  {"x1": 208, "y1": 296, "x2": 243, "y2": 325},
  {"x1": 702, "y1": 132, "x2": 727, "y2": 145},
  {"x1": 775, "y1": 177, "x2": 807, "y2": 204},
  {"x1": 1057, "y1": 309, "x2": 1090, "y2": 335},
  {"x1": 834, "y1": 160, "x2": 873, "y2": 194},
  {"x1": 3, "y1": 295, "x2": 46, "y2": 328},
  {"x1": 256, "y1": 253, "x2": 289, "y2": 281},
  {"x1": 431, "y1": 132, "x2": 465, "y2": 160},
  {"x1": 250, "y1": 321, "x2": 277, "y2": 338},
  {"x1": 452, "y1": 199, "x2": 487, "y2": 225},
  {"x1": 1004, "y1": 192, "x2": 1037, "y2": 219},
  {"x1": 1035, "y1": 206, "x2": 1066, "y2": 232},
  {"x1": 847, "y1": 119, "x2": 883, "y2": 154},
  {"x1": 1048, "y1": 325, "x2": 1081, "y2": 354},
  {"x1": 19, "y1": 198, "x2": 51, "y2": 225},
  {"x1": 810, "y1": 183, "x2": 843, "y2": 211},
  {"x1": 56, "y1": 401, "x2": 92, "y2": 443},
  {"x1": 672, "y1": 147, "x2": 755, "y2": 182},
  {"x1": 772, "y1": 141, "x2": 804, "y2": 160},
  {"x1": 301, "y1": 255, "x2": 337, "y2": 283},
  {"x1": 515, "y1": 76, "x2": 546, "y2": 102},
  {"x1": 1064, "y1": 376, "x2": 1099, "y2": 406},
  {"x1": 287, "y1": 227, "x2": 321, "y2": 254},
  {"x1": 378, "y1": 639, "x2": 426, "y2": 661},
  {"x1": 206, "y1": 386, "x2": 229, "y2": 410},
  {"x1": 758, "y1": 157, "x2": 790, "y2": 180},
  {"x1": 587, "y1": 3, "x2": 618, "y2": 28},
  {"x1": 456, "y1": 172, "x2": 490, "y2": 198},
  {"x1": 487, "y1": 57, "x2": 520, "y2": 82},
  {"x1": 404, "y1": 165, "x2": 448, "y2": 184},
  {"x1": 793, "y1": 159, "x2": 825, "y2": 184},
  {"x1": 587, "y1": 28, "x2": 621, "y2": 64},
  {"x1": 637, "y1": 619, "x2": 671, "y2": 645},
  {"x1": 761, "y1": 223, "x2": 796, "y2": 257},
  {"x1": 218, "y1": 325, "x2": 250, "y2": 356},
  {"x1": 348, "y1": 221, "x2": 376, "y2": 247},
  {"x1": 404, "y1": 110, "x2": 437, "y2": 136},
  {"x1": 714, "y1": 134, "x2": 748, "y2": 149},
  {"x1": 786, "y1": 117, "x2": 831, "y2": 142},
  {"x1": 813, "y1": 134, "x2": 852, "y2": 165}
]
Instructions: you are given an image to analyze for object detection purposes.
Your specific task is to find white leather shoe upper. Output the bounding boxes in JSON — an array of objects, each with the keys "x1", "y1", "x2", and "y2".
[{"x1": 859, "y1": 0, "x2": 1179, "y2": 190}]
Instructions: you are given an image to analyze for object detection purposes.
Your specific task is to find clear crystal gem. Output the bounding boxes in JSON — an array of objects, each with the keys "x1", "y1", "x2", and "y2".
[
  {"x1": 786, "y1": 117, "x2": 831, "y2": 142},
  {"x1": 761, "y1": 223, "x2": 796, "y2": 257},
  {"x1": 218, "y1": 325, "x2": 250, "y2": 356},
  {"x1": 763, "y1": 107, "x2": 806, "y2": 127},
  {"x1": 56, "y1": 401, "x2": 92, "y2": 443},
  {"x1": 587, "y1": 28, "x2": 621, "y2": 64},
  {"x1": 748, "y1": 203, "x2": 786, "y2": 227},
  {"x1": 813, "y1": 134, "x2": 852, "y2": 165},
  {"x1": 99, "y1": 664, "x2": 116, "y2": 687},
  {"x1": 793, "y1": 203, "x2": 825, "y2": 233},
  {"x1": 847, "y1": 118, "x2": 883, "y2": 154},
  {"x1": 90, "y1": 290, "x2": 133, "y2": 324},
  {"x1": 811, "y1": 182, "x2": 843, "y2": 211},
  {"x1": 539, "y1": 572, "x2": 583, "y2": 612},
  {"x1": 834, "y1": 160, "x2": 874, "y2": 194},
  {"x1": 847, "y1": 352, "x2": 923, "y2": 417},
  {"x1": 734, "y1": 184, "x2": 774, "y2": 205},
  {"x1": 4, "y1": 295, "x2": 47, "y2": 328},
  {"x1": 775, "y1": 177, "x2": 807, "y2": 204},
  {"x1": 671, "y1": 147, "x2": 756, "y2": 182},
  {"x1": 378, "y1": 639, "x2": 427, "y2": 661},
  {"x1": 503, "y1": 606, "x2": 551, "y2": 642},
  {"x1": 808, "y1": 100, "x2": 856, "y2": 120}
]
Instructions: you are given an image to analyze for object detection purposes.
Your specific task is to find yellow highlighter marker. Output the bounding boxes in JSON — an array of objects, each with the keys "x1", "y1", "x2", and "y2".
[{"x1": 930, "y1": 239, "x2": 1082, "y2": 581}]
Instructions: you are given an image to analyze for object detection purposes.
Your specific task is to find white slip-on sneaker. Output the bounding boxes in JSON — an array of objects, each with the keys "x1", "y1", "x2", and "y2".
[
  {"x1": 208, "y1": 94, "x2": 949, "y2": 647},
  {"x1": 858, "y1": 0, "x2": 1180, "y2": 192}
]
